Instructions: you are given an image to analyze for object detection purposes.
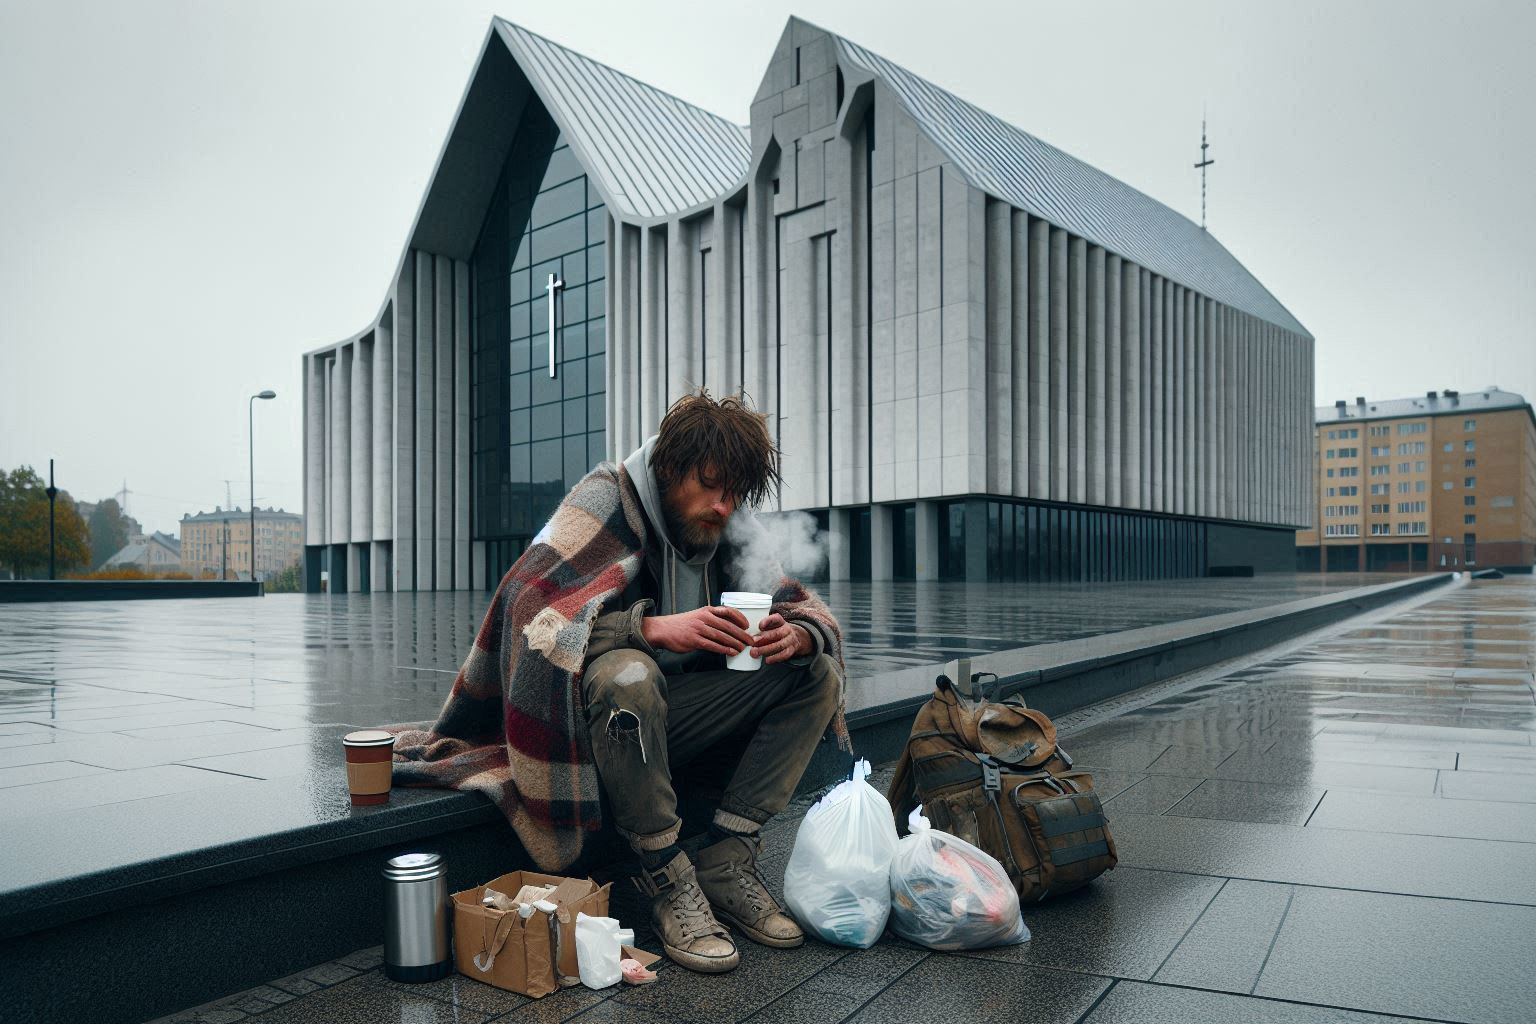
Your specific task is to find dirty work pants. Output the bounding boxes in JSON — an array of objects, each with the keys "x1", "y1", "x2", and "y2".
[{"x1": 582, "y1": 648, "x2": 842, "y2": 854}]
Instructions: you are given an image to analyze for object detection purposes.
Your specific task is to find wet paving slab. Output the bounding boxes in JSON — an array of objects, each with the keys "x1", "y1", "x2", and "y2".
[{"x1": 143, "y1": 575, "x2": 1534, "y2": 1024}]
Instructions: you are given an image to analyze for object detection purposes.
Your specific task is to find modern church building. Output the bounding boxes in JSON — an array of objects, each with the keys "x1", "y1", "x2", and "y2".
[{"x1": 301, "y1": 16, "x2": 1314, "y2": 593}]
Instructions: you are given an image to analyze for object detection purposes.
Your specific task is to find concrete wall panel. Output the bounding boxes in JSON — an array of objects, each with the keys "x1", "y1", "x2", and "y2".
[
  {"x1": 349, "y1": 335, "x2": 372, "y2": 544},
  {"x1": 413, "y1": 251, "x2": 434, "y2": 590},
  {"x1": 1121, "y1": 262, "x2": 1140, "y2": 509},
  {"x1": 1028, "y1": 217, "x2": 1050, "y2": 498},
  {"x1": 433, "y1": 255, "x2": 453, "y2": 589},
  {"x1": 1087, "y1": 244, "x2": 1106, "y2": 506},
  {"x1": 454, "y1": 259, "x2": 470, "y2": 589},
  {"x1": 329, "y1": 348, "x2": 350, "y2": 548},
  {"x1": 1048, "y1": 227, "x2": 1068, "y2": 501},
  {"x1": 984, "y1": 198, "x2": 1013, "y2": 494},
  {"x1": 304, "y1": 354, "x2": 325, "y2": 545},
  {"x1": 394, "y1": 259, "x2": 415, "y2": 591},
  {"x1": 1149, "y1": 275, "x2": 1164, "y2": 512},
  {"x1": 372, "y1": 318, "x2": 392, "y2": 546},
  {"x1": 1010, "y1": 210, "x2": 1030, "y2": 497},
  {"x1": 1067, "y1": 234, "x2": 1087, "y2": 504},
  {"x1": 1105, "y1": 253, "x2": 1122, "y2": 508}
]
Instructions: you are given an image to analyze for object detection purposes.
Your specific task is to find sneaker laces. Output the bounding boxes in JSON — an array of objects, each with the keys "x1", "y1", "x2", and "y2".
[
  {"x1": 729, "y1": 854, "x2": 776, "y2": 917},
  {"x1": 666, "y1": 875, "x2": 722, "y2": 941}
]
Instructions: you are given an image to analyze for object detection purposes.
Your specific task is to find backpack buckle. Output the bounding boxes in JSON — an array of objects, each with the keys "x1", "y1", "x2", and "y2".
[{"x1": 981, "y1": 762, "x2": 1002, "y2": 792}]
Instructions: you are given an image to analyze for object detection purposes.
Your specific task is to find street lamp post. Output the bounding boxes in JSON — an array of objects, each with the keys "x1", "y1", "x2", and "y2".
[
  {"x1": 46, "y1": 459, "x2": 58, "y2": 580},
  {"x1": 250, "y1": 390, "x2": 276, "y2": 583}
]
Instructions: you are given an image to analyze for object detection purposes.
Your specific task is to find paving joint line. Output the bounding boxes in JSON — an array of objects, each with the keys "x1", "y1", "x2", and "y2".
[
  {"x1": 1068, "y1": 977, "x2": 1119, "y2": 1024},
  {"x1": 1300, "y1": 789, "x2": 1328, "y2": 828},
  {"x1": 1120, "y1": 862, "x2": 1535, "y2": 909},
  {"x1": 825, "y1": 949, "x2": 932, "y2": 1023},
  {"x1": 1150, "y1": 876, "x2": 1228, "y2": 980},
  {"x1": 1161, "y1": 777, "x2": 1208, "y2": 816},
  {"x1": 1248, "y1": 883, "x2": 1295, "y2": 995},
  {"x1": 1135, "y1": 976, "x2": 1465, "y2": 1024}
]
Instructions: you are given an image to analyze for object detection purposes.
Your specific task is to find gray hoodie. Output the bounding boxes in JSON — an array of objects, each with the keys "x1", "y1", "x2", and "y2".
[{"x1": 622, "y1": 436, "x2": 719, "y2": 673}]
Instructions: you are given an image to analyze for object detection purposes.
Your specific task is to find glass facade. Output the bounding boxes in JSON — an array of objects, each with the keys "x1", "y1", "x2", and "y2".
[
  {"x1": 983, "y1": 501, "x2": 1205, "y2": 582},
  {"x1": 887, "y1": 499, "x2": 1208, "y2": 582},
  {"x1": 471, "y1": 101, "x2": 607, "y2": 582}
]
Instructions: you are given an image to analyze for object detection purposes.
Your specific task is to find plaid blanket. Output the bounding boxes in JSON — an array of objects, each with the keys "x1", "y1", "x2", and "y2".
[{"x1": 387, "y1": 462, "x2": 850, "y2": 871}]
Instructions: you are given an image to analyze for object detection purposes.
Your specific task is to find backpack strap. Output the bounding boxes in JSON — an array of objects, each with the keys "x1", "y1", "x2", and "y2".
[{"x1": 886, "y1": 744, "x2": 917, "y2": 836}]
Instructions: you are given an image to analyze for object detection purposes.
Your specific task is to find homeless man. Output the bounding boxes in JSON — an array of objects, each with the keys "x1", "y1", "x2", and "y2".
[{"x1": 389, "y1": 390, "x2": 850, "y2": 975}]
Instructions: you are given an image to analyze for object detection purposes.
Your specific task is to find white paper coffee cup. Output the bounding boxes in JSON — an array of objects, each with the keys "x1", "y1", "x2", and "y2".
[{"x1": 720, "y1": 591, "x2": 773, "y2": 671}]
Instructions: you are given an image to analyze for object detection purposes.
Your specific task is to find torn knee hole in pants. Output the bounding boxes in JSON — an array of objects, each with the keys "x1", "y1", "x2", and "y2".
[{"x1": 605, "y1": 707, "x2": 647, "y2": 764}]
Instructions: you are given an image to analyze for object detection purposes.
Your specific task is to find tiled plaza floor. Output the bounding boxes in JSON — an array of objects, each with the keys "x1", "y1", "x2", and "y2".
[{"x1": 146, "y1": 576, "x2": 1535, "y2": 1024}]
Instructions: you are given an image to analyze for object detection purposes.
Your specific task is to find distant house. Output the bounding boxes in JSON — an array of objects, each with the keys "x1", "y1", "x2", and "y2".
[
  {"x1": 102, "y1": 532, "x2": 182, "y2": 574},
  {"x1": 180, "y1": 507, "x2": 303, "y2": 582}
]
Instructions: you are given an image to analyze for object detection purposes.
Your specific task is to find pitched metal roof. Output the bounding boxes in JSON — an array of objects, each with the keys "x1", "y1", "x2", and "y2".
[
  {"x1": 830, "y1": 31, "x2": 1310, "y2": 337},
  {"x1": 1316, "y1": 388, "x2": 1531, "y2": 424},
  {"x1": 495, "y1": 20, "x2": 750, "y2": 220}
]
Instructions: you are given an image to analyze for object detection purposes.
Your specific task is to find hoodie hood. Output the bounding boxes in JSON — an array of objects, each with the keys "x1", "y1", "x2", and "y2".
[{"x1": 622, "y1": 435, "x2": 718, "y2": 616}]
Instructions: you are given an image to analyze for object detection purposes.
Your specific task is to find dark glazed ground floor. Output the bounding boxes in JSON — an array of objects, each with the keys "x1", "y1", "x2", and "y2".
[
  {"x1": 307, "y1": 500, "x2": 1297, "y2": 592},
  {"x1": 1297, "y1": 538, "x2": 1534, "y2": 573}
]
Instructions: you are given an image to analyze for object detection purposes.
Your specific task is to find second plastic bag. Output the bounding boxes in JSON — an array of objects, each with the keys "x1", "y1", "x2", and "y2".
[
  {"x1": 783, "y1": 759, "x2": 900, "y2": 948},
  {"x1": 574, "y1": 913, "x2": 626, "y2": 989},
  {"x1": 888, "y1": 806, "x2": 1030, "y2": 951}
]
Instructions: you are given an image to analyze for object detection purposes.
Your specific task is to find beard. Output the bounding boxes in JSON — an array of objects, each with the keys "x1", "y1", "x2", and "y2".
[{"x1": 662, "y1": 491, "x2": 728, "y2": 550}]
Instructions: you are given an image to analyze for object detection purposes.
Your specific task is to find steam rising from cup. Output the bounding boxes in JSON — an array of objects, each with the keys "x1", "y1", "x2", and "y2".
[{"x1": 725, "y1": 510, "x2": 828, "y2": 594}]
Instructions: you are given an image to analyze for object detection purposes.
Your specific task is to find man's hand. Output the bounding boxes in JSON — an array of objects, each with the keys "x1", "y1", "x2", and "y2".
[
  {"x1": 641, "y1": 606, "x2": 757, "y2": 656},
  {"x1": 751, "y1": 613, "x2": 814, "y2": 666}
]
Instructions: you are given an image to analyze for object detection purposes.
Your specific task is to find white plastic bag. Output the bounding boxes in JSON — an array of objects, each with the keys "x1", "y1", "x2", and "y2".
[
  {"x1": 783, "y1": 759, "x2": 900, "y2": 948},
  {"x1": 574, "y1": 912, "x2": 622, "y2": 989},
  {"x1": 888, "y1": 806, "x2": 1030, "y2": 951}
]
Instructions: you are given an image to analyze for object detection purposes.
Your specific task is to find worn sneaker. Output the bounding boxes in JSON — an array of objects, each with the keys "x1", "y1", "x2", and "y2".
[
  {"x1": 696, "y1": 833, "x2": 805, "y2": 949},
  {"x1": 634, "y1": 852, "x2": 740, "y2": 973}
]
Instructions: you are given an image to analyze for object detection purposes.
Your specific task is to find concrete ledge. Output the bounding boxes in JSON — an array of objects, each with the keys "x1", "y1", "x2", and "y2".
[
  {"x1": 838, "y1": 572, "x2": 1454, "y2": 751},
  {"x1": 0, "y1": 580, "x2": 262, "y2": 602}
]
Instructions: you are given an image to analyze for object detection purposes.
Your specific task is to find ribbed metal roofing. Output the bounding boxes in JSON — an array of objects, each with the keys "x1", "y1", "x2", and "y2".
[
  {"x1": 495, "y1": 20, "x2": 750, "y2": 220},
  {"x1": 831, "y1": 32, "x2": 1310, "y2": 337},
  {"x1": 1316, "y1": 388, "x2": 1530, "y2": 424}
]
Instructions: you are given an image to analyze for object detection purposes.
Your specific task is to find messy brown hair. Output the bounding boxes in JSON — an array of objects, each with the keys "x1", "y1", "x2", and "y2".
[{"x1": 651, "y1": 389, "x2": 782, "y2": 507}]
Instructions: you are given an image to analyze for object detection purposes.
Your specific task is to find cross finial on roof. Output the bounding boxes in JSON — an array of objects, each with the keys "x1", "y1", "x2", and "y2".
[{"x1": 1195, "y1": 115, "x2": 1214, "y2": 231}]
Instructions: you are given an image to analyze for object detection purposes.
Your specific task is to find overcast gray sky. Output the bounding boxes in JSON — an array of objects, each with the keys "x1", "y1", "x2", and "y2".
[{"x1": 1, "y1": 0, "x2": 1531, "y2": 536}]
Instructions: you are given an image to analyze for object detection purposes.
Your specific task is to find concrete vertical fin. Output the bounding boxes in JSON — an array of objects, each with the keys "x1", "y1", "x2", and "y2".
[
  {"x1": 1105, "y1": 253, "x2": 1122, "y2": 508},
  {"x1": 394, "y1": 256, "x2": 415, "y2": 591},
  {"x1": 413, "y1": 251, "x2": 434, "y2": 591},
  {"x1": 1010, "y1": 209, "x2": 1030, "y2": 498},
  {"x1": 1048, "y1": 226, "x2": 1068, "y2": 501},
  {"x1": 433, "y1": 254, "x2": 453, "y2": 590},
  {"x1": 1087, "y1": 243, "x2": 1106, "y2": 506},
  {"x1": 984, "y1": 198, "x2": 1013, "y2": 495},
  {"x1": 454, "y1": 259, "x2": 471, "y2": 589}
]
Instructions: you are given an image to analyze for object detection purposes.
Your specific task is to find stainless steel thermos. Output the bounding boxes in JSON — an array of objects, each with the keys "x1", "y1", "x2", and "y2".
[{"x1": 383, "y1": 852, "x2": 452, "y2": 982}]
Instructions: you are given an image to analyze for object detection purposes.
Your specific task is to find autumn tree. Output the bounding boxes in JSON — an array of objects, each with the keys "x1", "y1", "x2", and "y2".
[
  {"x1": 0, "y1": 466, "x2": 91, "y2": 578},
  {"x1": 88, "y1": 497, "x2": 129, "y2": 569}
]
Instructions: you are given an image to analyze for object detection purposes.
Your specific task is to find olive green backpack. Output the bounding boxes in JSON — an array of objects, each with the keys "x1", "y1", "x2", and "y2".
[{"x1": 886, "y1": 673, "x2": 1117, "y2": 903}]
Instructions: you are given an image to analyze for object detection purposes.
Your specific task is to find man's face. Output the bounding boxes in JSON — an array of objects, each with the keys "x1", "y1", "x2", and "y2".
[{"x1": 661, "y1": 466, "x2": 738, "y2": 549}]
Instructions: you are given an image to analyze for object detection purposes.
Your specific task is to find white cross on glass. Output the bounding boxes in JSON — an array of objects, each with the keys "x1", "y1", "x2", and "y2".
[{"x1": 546, "y1": 272, "x2": 564, "y2": 378}]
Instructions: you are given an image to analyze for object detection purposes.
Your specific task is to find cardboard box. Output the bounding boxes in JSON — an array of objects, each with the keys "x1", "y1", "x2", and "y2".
[{"x1": 451, "y1": 870, "x2": 612, "y2": 997}]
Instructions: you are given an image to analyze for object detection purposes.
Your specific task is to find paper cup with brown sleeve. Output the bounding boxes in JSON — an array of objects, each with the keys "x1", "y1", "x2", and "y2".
[{"x1": 343, "y1": 730, "x2": 396, "y2": 805}]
